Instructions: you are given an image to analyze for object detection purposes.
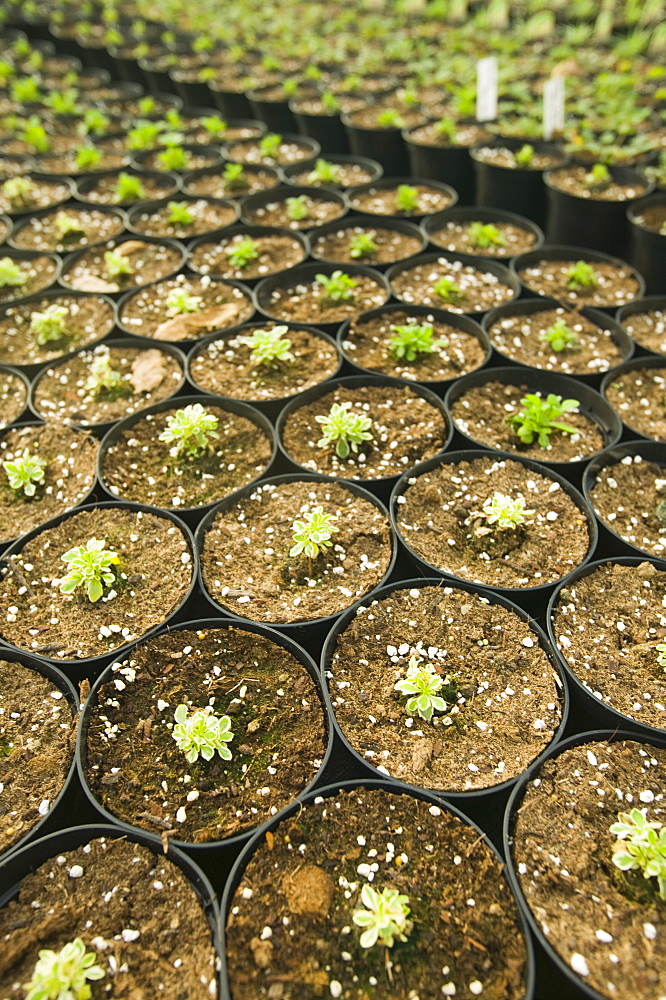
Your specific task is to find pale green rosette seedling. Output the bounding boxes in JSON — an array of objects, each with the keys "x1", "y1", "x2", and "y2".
[
  {"x1": 610, "y1": 807, "x2": 666, "y2": 900},
  {"x1": 172, "y1": 704, "x2": 234, "y2": 762},
  {"x1": 308, "y1": 158, "x2": 341, "y2": 185},
  {"x1": 286, "y1": 195, "x2": 309, "y2": 222},
  {"x1": 167, "y1": 201, "x2": 194, "y2": 226},
  {"x1": 349, "y1": 232, "x2": 378, "y2": 259},
  {"x1": 507, "y1": 393, "x2": 579, "y2": 448},
  {"x1": 23, "y1": 936, "x2": 105, "y2": 1000},
  {"x1": 3, "y1": 450, "x2": 46, "y2": 497},
  {"x1": 394, "y1": 656, "x2": 447, "y2": 722},
  {"x1": 0, "y1": 257, "x2": 27, "y2": 288},
  {"x1": 114, "y1": 172, "x2": 146, "y2": 203},
  {"x1": 227, "y1": 237, "x2": 260, "y2": 269},
  {"x1": 657, "y1": 643, "x2": 666, "y2": 668},
  {"x1": 315, "y1": 400, "x2": 373, "y2": 459},
  {"x1": 514, "y1": 143, "x2": 535, "y2": 167},
  {"x1": 222, "y1": 163, "x2": 248, "y2": 192},
  {"x1": 2, "y1": 176, "x2": 36, "y2": 208},
  {"x1": 165, "y1": 287, "x2": 203, "y2": 317},
  {"x1": 85, "y1": 353, "x2": 126, "y2": 397},
  {"x1": 388, "y1": 321, "x2": 447, "y2": 362},
  {"x1": 566, "y1": 260, "x2": 597, "y2": 290},
  {"x1": 239, "y1": 325, "x2": 295, "y2": 366},
  {"x1": 540, "y1": 317, "x2": 581, "y2": 353},
  {"x1": 480, "y1": 492, "x2": 536, "y2": 530},
  {"x1": 30, "y1": 305, "x2": 69, "y2": 345},
  {"x1": 158, "y1": 403, "x2": 219, "y2": 458},
  {"x1": 59, "y1": 538, "x2": 119, "y2": 603},
  {"x1": 468, "y1": 221, "x2": 506, "y2": 249},
  {"x1": 315, "y1": 270, "x2": 358, "y2": 303},
  {"x1": 104, "y1": 250, "x2": 134, "y2": 280},
  {"x1": 394, "y1": 184, "x2": 420, "y2": 213},
  {"x1": 433, "y1": 277, "x2": 464, "y2": 305},
  {"x1": 290, "y1": 506, "x2": 338, "y2": 559},
  {"x1": 74, "y1": 145, "x2": 102, "y2": 172},
  {"x1": 54, "y1": 211, "x2": 85, "y2": 240},
  {"x1": 259, "y1": 133, "x2": 282, "y2": 159},
  {"x1": 352, "y1": 885, "x2": 412, "y2": 950}
]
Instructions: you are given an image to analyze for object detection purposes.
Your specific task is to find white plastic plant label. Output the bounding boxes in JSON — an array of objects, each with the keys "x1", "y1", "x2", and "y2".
[
  {"x1": 476, "y1": 57, "x2": 498, "y2": 122},
  {"x1": 543, "y1": 76, "x2": 565, "y2": 140}
]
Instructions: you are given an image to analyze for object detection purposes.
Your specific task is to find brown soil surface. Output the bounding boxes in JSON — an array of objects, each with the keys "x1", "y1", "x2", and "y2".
[
  {"x1": 77, "y1": 171, "x2": 179, "y2": 206},
  {"x1": 345, "y1": 106, "x2": 426, "y2": 130},
  {"x1": 85, "y1": 625, "x2": 327, "y2": 842},
  {"x1": 138, "y1": 147, "x2": 221, "y2": 172},
  {"x1": 11, "y1": 207, "x2": 125, "y2": 253},
  {"x1": 551, "y1": 560, "x2": 666, "y2": 729},
  {"x1": 32, "y1": 344, "x2": 184, "y2": 426},
  {"x1": 473, "y1": 145, "x2": 562, "y2": 170},
  {"x1": 183, "y1": 168, "x2": 279, "y2": 200},
  {"x1": 633, "y1": 203, "x2": 666, "y2": 233},
  {"x1": 101, "y1": 403, "x2": 273, "y2": 509},
  {"x1": 311, "y1": 224, "x2": 422, "y2": 266},
  {"x1": 450, "y1": 380, "x2": 607, "y2": 461},
  {"x1": 60, "y1": 238, "x2": 184, "y2": 293},
  {"x1": 119, "y1": 275, "x2": 254, "y2": 342},
  {"x1": 225, "y1": 138, "x2": 315, "y2": 166},
  {"x1": 588, "y1": 454, "x2": 666, "y2": 558},
  {"x1": 243, "y1": 193, "x2": 345, "y2": 231},
  {"x1": 0, "y1": 292, "x2": 114, "y2": 366},
  {"x1": 0, "y1": 254, "x2": 59, "y2": 306},
  {"x1": 487, "y1": 306, "x2": 625, "y2": 375},
  {"x1": 516, "y1": 258, "x2": 642, "y2": 308},
  {"x1": 0, "y1": 371, "x2": 26, "y2": 426},
  {"x1": 261, "y1": 272, "x2": 387, "y2": 325},
  {"x1": 343, "y1": 309, "x2": 487, "y2": 382},
  {"x1": 391, "y1": 258, "x2": 516, "y2": 314},
  {"x1": 407, "y1": 122, "x2": 492, "y2": 147},
  {"x1": 397, "y1": 454, "x2": 592, "y2": 589},
  {"x1": 0, "y1": 506, "x2": 194, "y2": 660},
  {"x1": 226, "y1": 786, "x2": 528, "y2": 1000},
  {"x1": 281, "y1": 383, "x2": 448, "y2": 480},
  {"x1": 33, "y1": 150, "x2": 128, "y2": 176},
  {"x1": 0, "y1": 836, "x2": 218, "y2": 999},
  {"x1": 0, "y1": 659, "x2": 75, "y2": 856},
  {"x1": 0, "y1": 422, "x2": 98, "y2": 542},
  {"x1": 190, "y1": 232, "x2": 307, "y2": 280},
  {"x1": 201, "y1": 478, "x2": 393, "y2": 623},
  {"x1": 288, "y1": 162, "x2": 376, "y2": 189},
  {"x1": 603, "y1": 365, "x2": 666, "y2": 440},
  {"x1": 129, "y1": 198, "x2": 237, "y2": 239},
  {"x1": 190, "y1": 325, "x2": 340, "y2": 402},
  {"x1": 0, "y1": 178, "x2": 70, "y2": 215},
  {"x1": 511, "y1": 738, "x2": 666, "y2": 999},
  {"x1": 329, "y1": 583, "x2": 562, "y2": 790},
  {"x1": 348, "y1": 184, "x2": 453, "y2": 217},
  {"x1": 548, "y1": 166, "x2": 647, "y2": 200},
  {"x1": 428, "y1": 219, "x2": 538, "y2": 257},
  {"x1": 621, "y1": 308, "x2": 666, "y2": 355}
]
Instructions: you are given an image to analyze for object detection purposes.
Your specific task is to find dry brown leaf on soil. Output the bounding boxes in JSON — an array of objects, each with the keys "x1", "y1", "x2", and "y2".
[
  {"x1": 154, "y1": 303, "x2": 243, "y2": 341},
  {"x1": 116, "y1": 240, "x2": 149, "y2": 256},
  {"x1": 130, "y1": 349, "x2": 168, "y2": 392},
  {"x1": 74, "y1": 273, "x2": 119, "y2": 293}
]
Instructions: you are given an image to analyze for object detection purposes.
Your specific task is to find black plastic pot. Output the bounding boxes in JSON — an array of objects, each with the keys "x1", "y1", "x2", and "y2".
[
  {"x1": 0, "y1": 823, "x2": 222, "y2": 989},
  {"x1": 341, "y1": 110, "x2": 423, "y2": 176},
  {"x1": 545, "y1": 165, "x2": 653, "y2": 262},
  {"x1": 390, "y1": 448, "x2": 599, "y2": 621},
  {"x1": 97, "y1": 393, "x2": 277, "y2": 530},
  {"x1": 75, "y1": 616, "x2": 334, "y2": 890},
  {"x1": 187, "y1": 223, "x2": 310, "y2": 284},
  {"x1": 275, "y1": 373, "x2": 452, "y2": 504},
  {"x1": 444, "y1": 366, "x2": 623, "y2": 488},
  {"x1": 238, "y1": 183, "x2": 347, "y2": 230},
  {"x1": 403, "y1": 122, "x2": 487, "y2": 204},
  {"x1": 0, "y1": 651, "x2": 78, "y2": 862},
  {"x1": 471, "y1": 138, "x2": 568, "y2": 229},
  {"x1": 582, "y1": 438, "x2": 666, "y2": 560},
  {"x1": 8, "y1": 204, "x2": 127, "y2": 255},
  {"x1": 320, "y1": 574, "x2": 569, "y2": 850},
  {"x1": 308, "y1": 214, "x2": 426, "y2": 270},
  {"x1": 422, "y1": 205, "x2": 545, "y2": 260},
  {"x1": 253, "y1": 260, "x2": 390, "y2": 335},
  {"x1": 280, "y1": 153, "x2": 383, "y2": 190},
  {"x1": 247, "y1": 85, "x2": 299, "y2": 134},
  {"x1": 73, "y1": 166, "x2": 182, "y2": 207},
  {"x1": 346, "y1": 175, "x2": 458, "y2": 220},
  {"x1": 511, "y1": 245, "x2": 646, "y2": 313},
  {"x1": 207, "y1": 77, "x2": 253, "y2": 120},
  {"x1": 547, "y1": 556, "x2": 666, "y2": 738},
  {"x1": 222, "y1": 133, "x2": 321, "y2": 172},
  {"x1": 0, "y1": 499, "x2": 198, "y2": 683},
  {"x1": 58, "y1": 233, "x2": 188, "y2": 296},
  {"x1": 599, "y1": 355, "x2": 666, "y2": 442},
  {"x1": 125, "y1": 194, "x2": 240, "y2": 242},
  {"x1": 616, "y1": 295, "x2": 666, "y2": 357},
  {"x1": 219, "y1": 778, "x2": 537, "y2": 1000},
  {"x1": 628, "y1": 194, "x2": 666, "y2": 296},
  {"x1": 289, "y1": 99, "x2": 350, "y2": 154},
  {"x1": 0, "y1": 363, "x2": 31, "y2": 426},
  {"x1": 387, "y1": 250, "x2": 521, "y2": 317},
  {"x1": 503, "y1": 728, "x2": 666, "y2": 1000},
  {"x1": 182, "y1": 162, "x2": 281, "y2": 201},
  {"x1": 336, "y1": 301, "x2": 491, "y2": 391}
]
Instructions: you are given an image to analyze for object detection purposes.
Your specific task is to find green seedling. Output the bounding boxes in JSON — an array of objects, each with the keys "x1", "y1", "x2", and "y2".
[
  {"x1": 395, "y1": 656, "x2": 448, "y2": 722},
  {"x1": 11, "y1": 77, "x2": 40, "y2": 103},
  {"x1": 164, "y1": 108, "x2": 184, "y2": 132},
  {"x1": 290, "y1": 505, "x2": 338, "y2": 559},
  {"x1": 394, "y1": 184, "x2": 420, "y2": 213},
  {"x1": 54, "y1": 212, "x2": 85, "y2": 240},
  {"x1": 433, "y1": 118, "x2": 457, "y2": 143},
  {"x1": 514, "y1": 144, "x2": 536, "y2": 167},
  {"x1": 222, "y1": 162, "x2": 249, "y2": 191},
  {"x1": 610, "y1": 807, "x2": 666, "y2": 900},
  {"x1": 201, "y1": 115, "x2": 227, "y2": 138},
  {"x1": 259, "y1": 133, "x2": 282, "y2": 159},
  {"x1": 103, "y1": 249, "x2": 134, "y2": 280},
  {"x1": 433, "y1": 277, "x2": 464, "y2": 304},
  {"x1": 172, "y1": 704, "x2": 233, "y2": 763},
  {"x1": 45, "y1": 88, "x2": 79, "y2": 115},
  {"x1": 127, "y1": 121, "x2": 163, "y2": 150},
  {"x1": 21, "y1": 117, "x2": 50, "y2": 154},
  {"x1": 167, "y1": 201, "x2": 195, "y2": 226},
  {"x1": 157, "y1": 145, "x2": 190, "y2": 171},
  {"x1": 657, "y1": 642, "x2": 666, "y2": 669},
  {"x1": 352, "y1": 885, "x2": 412, "y2": 950},
  {"x1": 566, "y1": 260, "x2": 597, "y2": 290},
  {"x1": 315, "y1": 400, "x2": 373, "y2": 458},
  {"x1": 320, "y1": 92, "x2": 341, "y2": 113},
  {"x1": 507, "y1": 393, "x2": 579, "y2": 448},
  {"x1": 315, "y1": 270, "x2": 358, "y2": 303},
  {"x1": 388, "y1": 321, "x2": 447, "y2": 361},
  {"x1": 227, "y1": 237, "x2": 260, "y2": 269},
  {"x1": 165, "y1": 287, "x2": 202, "y2": 317},
  {"x1": 85, "y1": 353, "x2": 126, "y2": 397},
  {"x1": 81, "y1": 108, "x2": 111, "y2": 136},
  {"x1": 74, "y1": 145, "x2": 102, "y2": 171},
  {"x1": 540, "y1": 317, "x2": 581, "y2": 352},
  {"x1": 376, "y1": 108, "x2": 405, "y2": 128},
  {"x1": 59, "y1": 537, "x2": 119, "y2": 603},
  {"x1": 285, "y1": 195, "x2": 309, "y2": 221},
  {"x1": 138, "y1": 96, "x2": 157, "y2": 116},
  {"x1": 655, "y1": 499, "x2": 666, "y2": 524},
  {"x1": 585, "y1": 162, "x2": 612, "y2": 189},
  {"x1": 468, "y1": 222, "x2": 506, "y2": 249},
  {"x1": 239, "y1": 325, "x2": 294, "y2": 365},
  {"x1": 308, "y1": 158, "x2": 341, "y2": 185},
  {"x1": 158, "y1": 403, "x2": 219, "y2": 458},
  {"x1": 30, "y1": 305, "x2": 69, "y2": 344},
  {"x1": 348, "y1": 232, "x2": 378, "y2": 259},
  {"x1": 115, "y1": 172, "x2": 145, "y2": 203},
  {"x1": 3, "y1": 450, "x2": 46, "y2": 497},
  {"x1": 0, "y1": 257, "x2": 26, "y2": 288},
  {"x1": 1, "y1": 176, "x2": 35, "y2": 208},
  {"x1": 23, "y1": 936, "x2": 105, "y2": 1000},
  {"x1": 480, "y1": 492, "x2": 536, "y2": 529}
]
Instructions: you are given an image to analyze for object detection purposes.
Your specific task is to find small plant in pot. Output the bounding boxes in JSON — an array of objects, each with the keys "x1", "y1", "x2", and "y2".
[
  {"x1": 388, "y1": 252, "x2": 519, "y2": 315},
  {"x1": 602, "y1": 360, "x2": 666, "y2": 441},
  {"x1": 0, "y1": 289, "x2": 116, "y2": 368},
  {"x1": 0, "y1": 250, "x2": 60, "y2": 307},
  {"x1": 59, "y1": 235, "x2": 187, "y2": 295},
  {"x1": 254, "y1": 263, "x2": 389, "y2": 330},
  {"x1": 188, "y1": 225, "x2": 308, "y2": 281}
]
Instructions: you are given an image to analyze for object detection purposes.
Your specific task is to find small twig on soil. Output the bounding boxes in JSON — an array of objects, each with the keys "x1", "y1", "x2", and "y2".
[
  {"x1": 465, "y1": 832, "x2": 486, "y2": 857},
  {"x1": 3, "y1": 560, "x2": 35, "y2": 597},
  {"x1": 385, "y1": 948, "x2": 394, "y2": 984},
  {"x1": 138, "y1": 811, "x2": 173, "y2": 829}
]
